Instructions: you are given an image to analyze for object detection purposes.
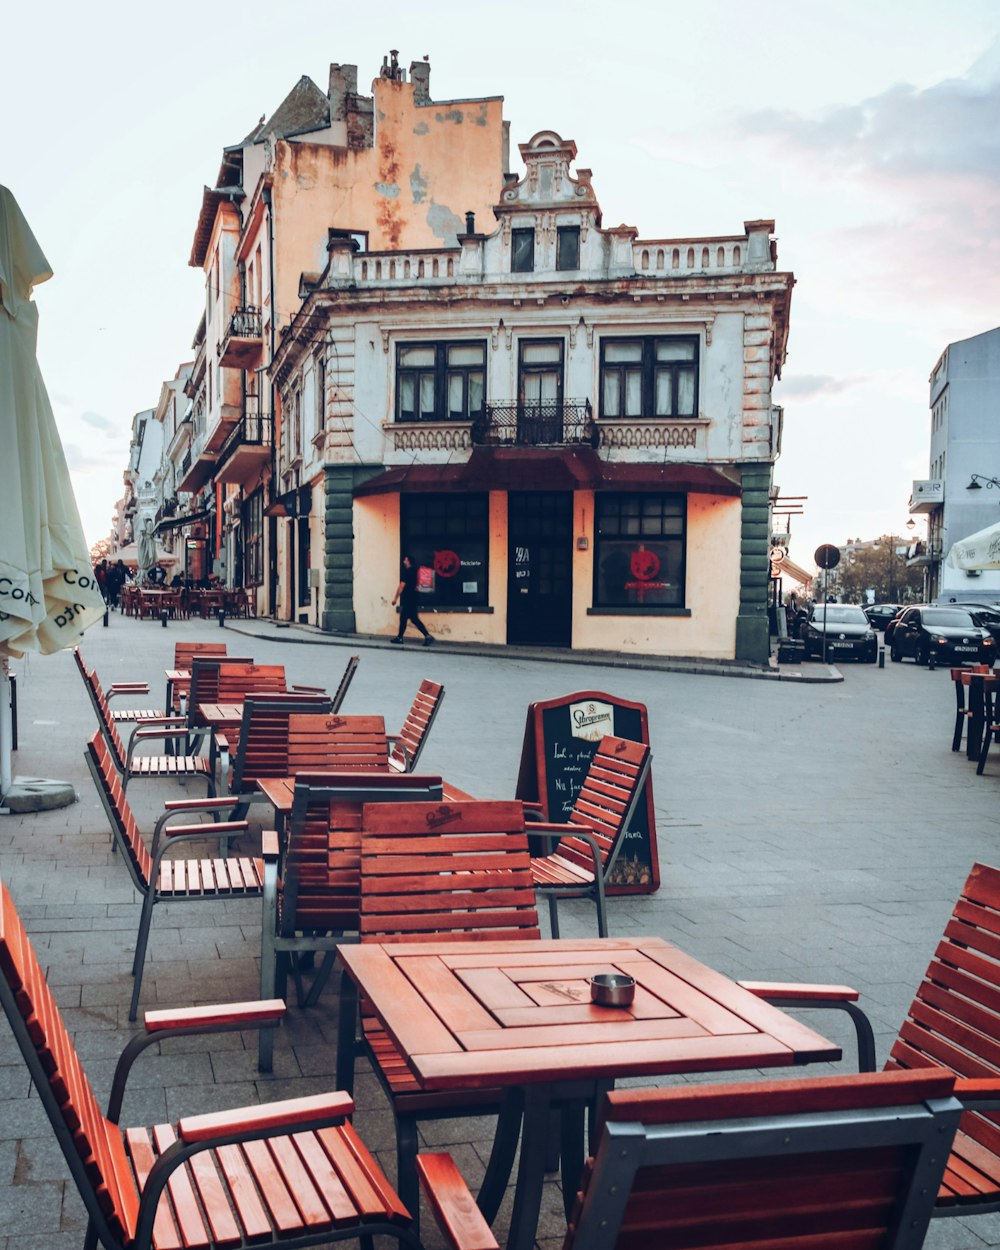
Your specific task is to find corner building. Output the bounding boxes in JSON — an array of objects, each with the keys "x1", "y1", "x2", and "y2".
[{"x1": 272, "y1": 123, "x2": 793, "y2": 663}]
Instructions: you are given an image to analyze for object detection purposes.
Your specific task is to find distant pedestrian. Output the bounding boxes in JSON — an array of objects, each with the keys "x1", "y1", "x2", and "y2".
[{"x1": 391, "y1": 554, "x2": 434, "y2": 646}]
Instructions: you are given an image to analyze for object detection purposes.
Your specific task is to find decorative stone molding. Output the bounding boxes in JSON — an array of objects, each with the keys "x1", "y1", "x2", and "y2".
[
  {"x1": 597, "y1": 420, "x2": 704, "y2": 451},
  {"x1": 386, "y1": 422, "x2": 472, "y2": 453}
]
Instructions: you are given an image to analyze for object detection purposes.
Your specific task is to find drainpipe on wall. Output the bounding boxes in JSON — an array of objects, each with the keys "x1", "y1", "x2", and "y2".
[{"x1": 263, "y1": 185, "x2": 279, "y2": 617}]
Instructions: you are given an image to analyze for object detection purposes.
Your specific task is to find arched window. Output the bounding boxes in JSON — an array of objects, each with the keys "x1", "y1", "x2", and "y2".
[
  {"x1": 656, "y1": 249, "x2": 665, "y2": 270},
  {"x1": 417, "y1": 259, "x2": 425, "y2": 277},
  {"x1": 432, "y1": 258, "x2": 439, "y2": 277},
  {"x1": 404, "y1": 260, "x2": 411, "y2": 278},
  {"x1": 733, "y1": 245, "x2": 741, "y2": 265},
  {"x1": 701, "y1": 247, "x2": 710, "y2": 267},
  {"x1": 361, "y1": 262, "x2": 368, "y2": 280},
  {"x1": 671, "y1": 248, "x2": 680, "y2": 269},
  {"x1": 641, "y1": 250, "x2": 650, "y2": 270},
  {"x1": 389, "y1": 260, "x2": 397, "y2": 279},
  {"x1": 686, "y1": 247, "x2": 695, "y2": 268},
  {"x1": 717, "y1": 246, "x2": 725, "y2": 266},
  {"x1": 447, "y1": 258, "x2": 454, "y2": 276}
]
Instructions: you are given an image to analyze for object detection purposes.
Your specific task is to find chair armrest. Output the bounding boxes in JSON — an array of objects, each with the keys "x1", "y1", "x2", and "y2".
[
  {"x1": 954, "y1": 1078, "x2": 1000, "y2": 1111},
  {"x1": 737, "y1": 980, "x2": 876, "y2": 1071},
  {"x1": 108, "y1": 682, "x2": 151, "y2": 698},
  {"x1": 107, "y1": 999, "x2": 287, "y2": 1122},
  {"x1": 291, "y1": 684, "x2": 327, "y2": 694},
  {"x1": 178, "y1": 1091, "x2": 354, "y2": 1143},
  {"x1": 262, "y1": 829, "x2": 279, "y2": 860},
  {"x1": 215, "y1": 732, "x2": 230, "y2": 754},
  {"x1": 160, "y1": 820, "x2": 248, "y2": 841},
  {"x1": 418, "y1": 1153, "x2": 500, "y2": 1250},
  {"x1": 162, "y1": 795, "x2": 248, "y2": 812},
  {"x1": 387, "y1": 735, "x2": 413, "y2": 772}
]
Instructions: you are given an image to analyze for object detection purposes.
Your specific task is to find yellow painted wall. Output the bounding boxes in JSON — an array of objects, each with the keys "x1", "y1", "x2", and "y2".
[{"x1": 572, "y1": 492, "x2": 742, "y2": 659}]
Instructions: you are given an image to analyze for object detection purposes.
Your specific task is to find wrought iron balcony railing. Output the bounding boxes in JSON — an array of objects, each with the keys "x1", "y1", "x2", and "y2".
[
  {"x1": 227, "y1": 305, "x2": 262, "y2": 338},
  {"x1": 218, "y1": 405, "x2": 273, "y2": 465},
  {"x1": 472, "y1": 399, "x2": 596, "y2": 448}
]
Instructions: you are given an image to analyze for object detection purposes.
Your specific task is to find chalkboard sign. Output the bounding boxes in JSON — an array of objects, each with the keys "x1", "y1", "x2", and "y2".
[{"x1": 515, "y1": 690, "x2": 659, "y2": 895}]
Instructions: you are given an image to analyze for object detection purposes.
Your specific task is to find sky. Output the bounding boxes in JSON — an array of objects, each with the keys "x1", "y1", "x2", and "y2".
[{"x1": 5, "y1": 0, "x2": 999, "y2": 571}]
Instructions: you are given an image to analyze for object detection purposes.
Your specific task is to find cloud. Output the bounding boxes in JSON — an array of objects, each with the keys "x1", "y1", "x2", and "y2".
[
  {"x1": 79, "y1": 410, "x2": 118, "y2": 434},
  {"x1": 62, "y1": 443, "x2": 127, "y2": 474},
  {"x1": 775, "y1": 374, "x2": 866, "y2": 400}
]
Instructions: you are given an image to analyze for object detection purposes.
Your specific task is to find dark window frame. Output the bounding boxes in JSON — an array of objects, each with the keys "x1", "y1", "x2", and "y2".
[
  {"x1": 517, "y1": 338, "x2": 565, "y2": 405},
  {"x1": 556, "y1": 225, "x2": 580, "y2": 271},
  {"x1": 599, "y1": 334, "x2": 700, "y2": 419},
  {"x1": 511, "y1": 227, "x2": 535, "y2": 273},
  {"x1": 243, "y1": 488, "x2": 264, "y2": 588},
  {"x1": 395, "y1": 339, "x2": 487, "y2": 423},
  {"x1": 400, "y1": 493, "x2": 489, "y2": 608},
  {"x1": 592, "y1": 492, "x2": 687, "y2": 610}
]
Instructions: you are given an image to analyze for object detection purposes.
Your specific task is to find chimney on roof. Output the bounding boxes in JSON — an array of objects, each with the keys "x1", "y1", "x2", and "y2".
[
  {"x1": 410, "y1": 58, "x2": 430, "y2": 102},
  {"x1": 328, "y1": 63, "x2": 358, "y2": 122}
]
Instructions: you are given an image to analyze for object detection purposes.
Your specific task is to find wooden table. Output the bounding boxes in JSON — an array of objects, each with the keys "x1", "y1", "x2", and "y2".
[
  {"x1": 335, "y1": 936, "x2": 840, "y2": 1250},
  {"x1": 257, "y1": 771, "x2": 446, "y2": 836}
]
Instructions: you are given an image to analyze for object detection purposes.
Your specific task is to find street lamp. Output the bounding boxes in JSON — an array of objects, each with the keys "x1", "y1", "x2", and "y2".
[{"x1": 967, "y1": 474, "x2": 1000, "y2": 491}]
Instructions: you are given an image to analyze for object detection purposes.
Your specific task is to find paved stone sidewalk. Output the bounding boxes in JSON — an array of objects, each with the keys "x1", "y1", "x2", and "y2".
[{"x1": 0, "y1": 612, "x2": 998, "y2": 1248}]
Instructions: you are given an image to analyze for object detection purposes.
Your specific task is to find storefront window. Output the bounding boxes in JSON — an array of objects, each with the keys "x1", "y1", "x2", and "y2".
[
  {"x1": 594, "y1": 494, "x2": 685, "y2": 608},
  {"x1": 243, "y1": 488, "x2": 264, "y2": 587},
  {"x1": 401, "y1": 494, "x2": 488, "y2": 607}
]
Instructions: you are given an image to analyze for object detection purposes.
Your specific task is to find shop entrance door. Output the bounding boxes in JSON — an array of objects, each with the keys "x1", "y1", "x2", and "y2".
[{"x1": 507, "y1": 492, "x2": 572, "y2": 647}]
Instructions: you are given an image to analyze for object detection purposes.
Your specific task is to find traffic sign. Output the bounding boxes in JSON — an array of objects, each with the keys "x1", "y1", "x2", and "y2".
[{"x1": 814, "y1": 543, "x2": 841, "y2": 570}]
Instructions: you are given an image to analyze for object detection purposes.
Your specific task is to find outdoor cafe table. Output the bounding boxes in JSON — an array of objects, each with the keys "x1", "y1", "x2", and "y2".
[
  {"x1": 334, "y1": 935, "x2": 841, "y2": 1250},
  {"x1": 961, "y1": 669, "x2": 998, "y2": 760}
]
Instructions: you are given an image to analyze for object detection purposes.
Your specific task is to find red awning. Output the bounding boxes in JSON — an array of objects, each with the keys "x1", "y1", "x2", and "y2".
[{"x1": 353, "y1": 449, "x2": 741, "y2": 498}]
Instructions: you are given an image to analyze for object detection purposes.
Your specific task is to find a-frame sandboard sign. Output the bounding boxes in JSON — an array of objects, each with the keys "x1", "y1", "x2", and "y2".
[{"x1": 515, "y1": 690, "x2": 659, "y2": 895}]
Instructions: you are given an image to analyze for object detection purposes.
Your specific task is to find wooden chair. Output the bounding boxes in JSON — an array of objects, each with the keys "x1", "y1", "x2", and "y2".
[
  {"x1": 977, "y1": 678, "x2": 1000, "y2": 775},
  {"x1": 0, "y1": 875, "x2": 423, "y2": 1250},
  {"x1": 74, "y1": 648, "x2": 166, "y2": 723},
  {"x1": 258, "y1": 772, "x2": 445, "y2": 1070},
  {"x1": 526, "y1": 734, "x2": 652, "y2": 938},
  {"x1": 953, "y1": 664, "x2": 993, "y2": 752},
  {"x1": 389, "y1": 678, "x2": 445, "y2": 772},
  {"x1": 339, "y1": 799, "x2": 540, "y2": 1222},
  {"x1": 418, "y1": 1069, "x2": 965, "y2": 1250},
  {"x1": 218, "y1": 693, "x2": 335, "y2": 811},
  {"x1": 81, "y1": 660, "x2": 216, "y2": 797},
  {"x1": 85, "y1": 731, "x2": 259, "y2": 1020},
  {"x1": 741, "y1": 861, "x2": 1000, "y2": 1219},
  {"x1": 165, "y1": 641, "x2": 228, "y2": 715}
]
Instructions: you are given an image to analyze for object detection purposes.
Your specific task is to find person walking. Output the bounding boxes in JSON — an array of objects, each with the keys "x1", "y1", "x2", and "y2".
[{"x1": 391, "y1": 554, "x2": 434, "y2": 645}]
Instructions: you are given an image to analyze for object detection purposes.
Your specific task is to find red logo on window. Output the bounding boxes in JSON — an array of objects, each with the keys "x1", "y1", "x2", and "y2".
[
  {"x1": 434, "y1": 549, "x2": 460, "y2": 578},
  {"x1": 630, "y1": 550, "x2": 660, "y2": 581}
]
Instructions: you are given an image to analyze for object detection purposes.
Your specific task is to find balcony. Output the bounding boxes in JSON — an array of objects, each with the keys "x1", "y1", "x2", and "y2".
[
  {"x1": 215, "y1": 402, "x2": 273, "y2": 486},
  {"x1": 219, "y1": 305, "x2": 263, "y2": 370},
  {"x1": 471, "y1": 399, "x2": 596, "y2": 448}
]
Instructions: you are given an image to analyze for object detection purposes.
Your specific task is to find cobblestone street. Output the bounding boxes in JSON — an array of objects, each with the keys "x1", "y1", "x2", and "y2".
[{"x1": 2, "y1": 614, "x2": 1000, "y2": 1248}]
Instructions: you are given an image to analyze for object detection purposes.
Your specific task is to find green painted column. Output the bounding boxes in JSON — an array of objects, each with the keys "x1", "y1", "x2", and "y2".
[
  {"x1": 735, "y1": 463, "x2": 773, "y2": 664},
  {"x1": 322, "y1": 465, "x2": 383, "y2": 633}
]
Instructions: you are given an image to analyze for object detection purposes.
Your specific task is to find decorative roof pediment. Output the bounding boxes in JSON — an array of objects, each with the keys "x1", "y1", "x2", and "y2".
[{"x1": 497, "y1": 130, "x2": 598, "y2": 218}]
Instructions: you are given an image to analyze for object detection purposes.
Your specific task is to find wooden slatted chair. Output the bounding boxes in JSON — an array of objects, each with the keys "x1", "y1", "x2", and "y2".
[
  {"x1": 526, "y1": 734, "x2": 652, "y2": 938},
  {"x1": 389, "y1": 678, "x2": 445, "y2": 772},
  {"x1": 0, "y1": 876, "x2": 423, "y2": 1250},
  {"x1": 218, "y1": 693, "x2": 335, "y2": 813},
  {"x1": 740, "y1": 861, "x2": 1000, "y2": 1220},
  {"x1": 74, "y1": 648, "x2": 166, "y2": 723},
  {"x1": 165, "y1": 641, "x2": 228, "y2": 715},
  {"x1": 952, "y1": 664, "x2": 993, "y2": 752},
  {"x1": 85, "y1": 730, "x2": 260, "y2": 1020},
  {"x1": 258, "y1": 771, "x2": 445, "y2": 1070},
  {"x1": 339, "y1": 799, "x2": 541, "y2": 1223},
  {"x1": 82, "y1": 661, "x2": 216, "y2": 798},
  {"x1": 418, "y1": 1070, "x2": 966, "y2": 1250}
]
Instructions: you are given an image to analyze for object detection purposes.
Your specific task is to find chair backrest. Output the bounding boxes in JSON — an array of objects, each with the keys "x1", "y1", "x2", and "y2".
[
  {"x1": 174, "y1": 641, "x2": 228, "y2": 668},
  {"x1": 79, "y1": 664, "x2": 128, "y2": 767},
  {"x1": 360, "y1": 800, "x2": 540, "y2": 942},
  {"x1": 287, "y1": 713, "x2": 391, "y2": 772},
  {"x1": 280, "y1": 773, "x2": 444, "y2": 937},
  {"x1": 0, "y1": 877, "x2": 140, "y2": 1245},
  {"x1": 229, "y1": 694, "x2": 334, "y2": 790},
  {"x1": 557, "y1": 735, "x2": 652, "y2": 877},
  {"x1": 186, "y1": 655, "x2": 256, "y2": 712},
  {"x1": 330, "y1": 654, "x2": 360, "y2": 713},
  {"x1": 215, "y1": 662, "x2": 288, "y2": 704},
  {"x1": 391, "y1": 678, "x2": 445, "y2": 772},
  {"x1": 887, "y1": 861, "x2": 1000, "y2": 1177},
  {"x1": 84, "y1": 732, "x2": 151, "y2": 891},
  {"x1": 564, "y1": 1070, "x2": 961, "y2": 1250}
]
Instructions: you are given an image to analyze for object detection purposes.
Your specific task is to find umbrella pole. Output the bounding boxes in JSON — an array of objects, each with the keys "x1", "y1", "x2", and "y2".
[{"x1": 0, "y1": 658, "x2": 12, "y2": 805}]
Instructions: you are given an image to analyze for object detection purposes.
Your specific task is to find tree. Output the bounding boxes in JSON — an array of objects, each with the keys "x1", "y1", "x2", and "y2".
[
  {"x1": 89, "y1": 537, "x2": 112, "y2": 562},
  {"x1": 835, "y1": 535, "x2": 923, "y2": 604}
]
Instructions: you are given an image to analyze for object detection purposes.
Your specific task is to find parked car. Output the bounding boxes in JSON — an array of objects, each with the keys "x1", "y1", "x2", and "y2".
[
  {"x1": 948, "y1": 602, "x2": 1000, "y2": 647},
  {"x1": 864, "y1": 603, "x2": 901, "y2": 630},
  {"x1": 802, "y1": 604, "x2": 878, "y2": 663},
  {"x1": 889, "y1": 605, "x2": 995, "y2": 667},
  {"x1": 882, "y1": 608, "x2": 908, "y2": 644}
]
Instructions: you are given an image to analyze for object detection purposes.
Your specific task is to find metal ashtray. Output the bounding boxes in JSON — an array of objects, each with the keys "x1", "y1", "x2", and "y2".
[{"x1": 590, "y1": 973, "x2": 635, "y2": 1007}]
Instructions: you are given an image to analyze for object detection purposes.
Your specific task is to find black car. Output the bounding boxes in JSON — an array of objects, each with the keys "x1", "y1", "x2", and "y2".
[
  {"x1": 803, "y1": 604, "x2": 878, "y2": 662},
  {"x1": 949, "y1": 602, "x2": 1000, "y2": 647},
  {"x1": 864, "y1": 603, "x2": 901, "y2": 630},
  {"x1": 889, "y1": 605, "x2": 995, "y2": 667}
]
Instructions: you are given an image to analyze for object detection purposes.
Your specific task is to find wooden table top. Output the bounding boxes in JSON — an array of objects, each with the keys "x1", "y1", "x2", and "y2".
[
  {"x1": 257, "y1": 770, "x2": 447, "y2": 815},
  {"x1": 960, "y1": 669, "x2": 997, "y2": 685},
  {"x1": 195, "y1": 702, "x2": 244, "y2": 727},
  {"x1": 336, "y1": 936, "x2": 840, "y2": 1090}
]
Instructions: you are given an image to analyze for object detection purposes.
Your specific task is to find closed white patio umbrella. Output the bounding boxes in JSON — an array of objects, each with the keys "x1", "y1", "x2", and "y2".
[
  {"x1": 0, "y1": 186, "x2": 106, "y2": 801},
  {"x1": 945, "y1": 520, "x2": 1000, "y2": 571},
  {"x1": 112, "y1": 540, "x2": 180, "y2": 569}
]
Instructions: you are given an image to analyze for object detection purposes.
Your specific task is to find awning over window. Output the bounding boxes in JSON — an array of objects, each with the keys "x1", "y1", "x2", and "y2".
[
  {"x1": 353, "y1": 449, "x2": 742, "y2": 498},
  {"x1": 154, "y1": 508, "x2": 212, "y2": 533}
]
